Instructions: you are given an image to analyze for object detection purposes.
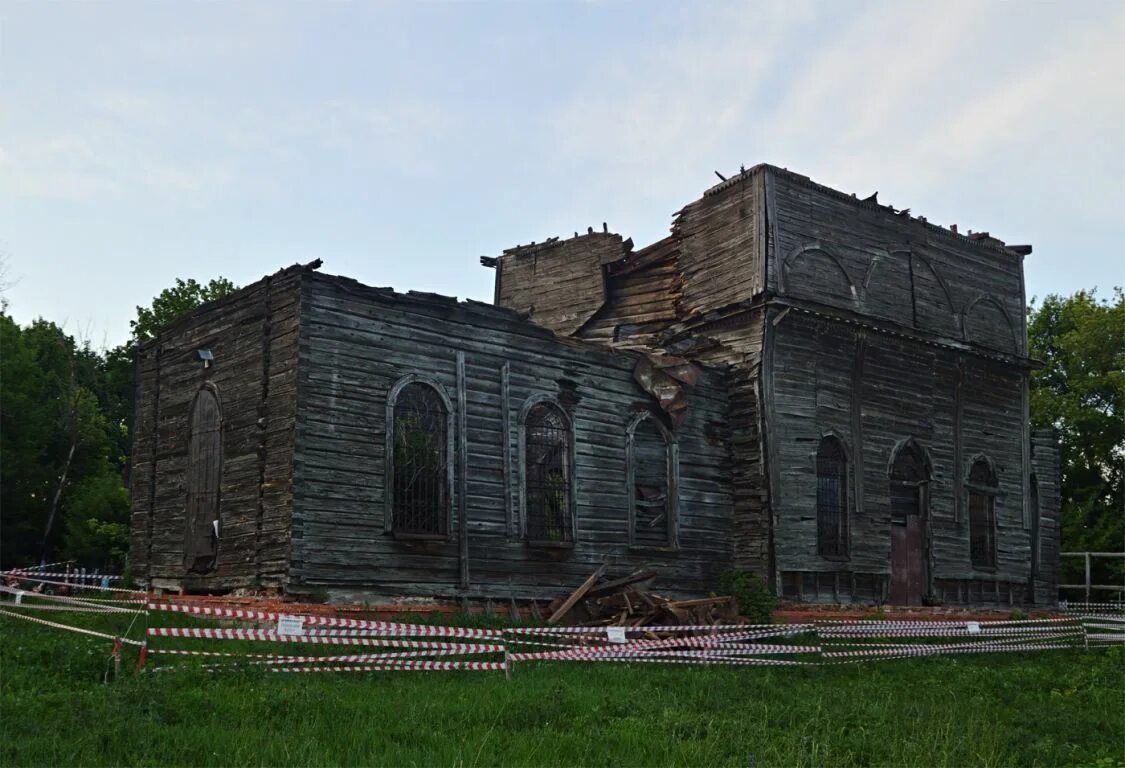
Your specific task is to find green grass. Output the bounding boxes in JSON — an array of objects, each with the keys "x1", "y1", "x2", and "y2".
[{"x1": 1, "y1": 609, "x2": 1123, "y2": 767}]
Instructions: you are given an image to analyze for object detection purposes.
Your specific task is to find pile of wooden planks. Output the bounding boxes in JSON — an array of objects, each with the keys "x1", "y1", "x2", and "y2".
[{"x1": 544, "y1": 565, "x2": 738, "y2": 627}]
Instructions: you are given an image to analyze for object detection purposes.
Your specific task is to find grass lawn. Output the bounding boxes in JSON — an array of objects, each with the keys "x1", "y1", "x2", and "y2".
[{"x1": 1, "y1": 609, "x2": 1123, "y2": 767}]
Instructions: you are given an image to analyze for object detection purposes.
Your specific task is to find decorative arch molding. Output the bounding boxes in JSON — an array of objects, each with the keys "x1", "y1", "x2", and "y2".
[
  {"x1": 383, "y1": 373, "x2": 456, "y2": 538},
  {"x1": 781, "y1": 242, "x2": 858, "y2": 305},
  {"x1": 907, "y1": 251, "x2": 957, "y2": 312},
  {"x1": 626, "y1": 410, "x2": 680, "y2": 550},
  {"x1": 886, "y1": 436, "x2": 935, "y2": 483},
  {"x1": 962, "y1": 294, "x2": 1020, "y2": 354},
  {"x1": 861, "y1": 248, "x2": 912, "y2": 320},
  {"x1": 517, "y1": 394, "x2": 577, "y2": 546},
  {"x1": 963, "y1": 452, "x2": 1001, "y2": 491}
]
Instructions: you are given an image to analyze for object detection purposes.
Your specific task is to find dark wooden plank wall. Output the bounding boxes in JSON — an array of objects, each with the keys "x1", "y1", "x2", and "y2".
[
  {"x1": 491, "y1": 233, "x2": 629, "y2": 337},
  {"x1": 128, "y1": 266, "x2": 303, "y2": 591},
  {"x1": 1030, "y1": 429, "x2": 1061, "y2": 604},
  {"x1": 673, "y1": 171, "x2": 765, "y2": 317},
  {"x1": 764, "y1": 163, "x2": 1046, "y2": 604},
  {"x1": 767, "y1": 168, "x2": 1027, "y2": 357},
  {"x1": 289, "y1": 273, "x2": 733, "y2": 601},
  {"x1": 578, "y1": 237, "x2": 681, "y2": 350}
]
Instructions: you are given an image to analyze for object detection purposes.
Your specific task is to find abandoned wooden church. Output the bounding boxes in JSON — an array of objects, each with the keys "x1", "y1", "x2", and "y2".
[{"x1": 129, "y1": 164, "x2": 1060, "y2": 607}]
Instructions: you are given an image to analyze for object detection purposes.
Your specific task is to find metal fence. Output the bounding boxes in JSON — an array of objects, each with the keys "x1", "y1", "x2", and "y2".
[{"x1": 1059, "y1": 551, "x2": 1125, "y2": 603}]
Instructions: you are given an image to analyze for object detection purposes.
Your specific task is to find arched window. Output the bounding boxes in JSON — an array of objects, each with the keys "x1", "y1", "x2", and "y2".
[
  {"x1": 628, "y1": 413, "x2": 677, "y2": 549},
  {"x1": 816, "y1": 436, "x2": 848, "y2": 557},
  {"x1": 967, "y1": 458, "x2": 998, "y2": 568},
  {"x1": 386, "y1": 379, "x2": 452, "y2": 537},
  {"x1": 184, "y1": 386, "x2": 222, "y2": 574},
  {"x1": 521, "y1": 400, "x2": 573, "y2": 545}
]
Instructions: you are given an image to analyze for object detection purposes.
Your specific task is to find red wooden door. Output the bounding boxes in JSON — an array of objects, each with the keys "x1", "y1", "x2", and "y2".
[
  {"x1": 184, "y1": 388, "x2": 222, "y2": 574},
  {"x1": 889, "y1": 446, "x2": 927, "y2": 606}
]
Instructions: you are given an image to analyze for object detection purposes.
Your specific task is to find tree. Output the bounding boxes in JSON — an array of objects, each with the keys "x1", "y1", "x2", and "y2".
[
  {"x1": 0, "y1": 275, "x2": 239, "y2": 569},
  {"x1": 1028, "y1": 288, "x2": 1125, "y2": 586},
  {"x1": 130, "y1": 277, "x2": 238, "y2": 343}
]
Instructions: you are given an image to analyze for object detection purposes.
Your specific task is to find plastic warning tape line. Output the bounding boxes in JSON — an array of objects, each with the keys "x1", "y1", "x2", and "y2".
[
  {"x1": 1086, "y1": 633, "x2": 1125, "y2": 641},
  {"x1": 270, "y1": 660, "x2": 506, "y2": 673},
  {"x1": 819, "y1": 625, "x2": 1081, "y2": 639},
  {"x1": 147, "y1": 602, "x2": 502, "y2": 638},
  {"x1": 822, "y1": 629, "x2": 1085, "y2": 646},
  {"x1": 505, "y1": 628, "x2": 811, "y2": 657},
  {"x1": 0, "y1": 585, "x2": 144, "y2": 612},
  {"x1": 824, "y1": 641, "x2": 1074, "y2": 659},
  {"x1": 512, "y1": 634, "x2": 821, "y2": 660},
  {"x1": 151, "y1": 648, "x2": 502, "y2": 664},
  {"x1": 822, "y1": 636, "x2": 1079, "y2": 654},
  {"x1": 146, "y1": 626, "x2": 504, "y2": 651},
  {"x1": 2, "y1": 561, "x2": 72, "y2": 573},
  {"x1": 508, "y1": 645, "x2": 816, "y2": 663},
  {"x1": 506, "y1": 622, "x2": 795, "y2": 636},
  {"x1": 3, "y1": 575, "x2": 142, "y2": 595},
  {"x1": 0, "y1": 602, "x2": 143, "y2": 615},
  {"x1": 816, "y1": 617, "x2": 1078, "y2": 629},
  {"x1": 0, "y1": 607, "x2": 144, "y2": 645},
  {"x1": 0, "y1": 570, "x2": 121, "y2": 581}
]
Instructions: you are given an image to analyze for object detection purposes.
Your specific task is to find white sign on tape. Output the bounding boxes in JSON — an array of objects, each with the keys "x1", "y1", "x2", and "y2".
[
  {"x1": 966, "y1": 621, "x2": 981, "y2": 634},
  {"x1": 276, "y1": 614, "x2": 305, "y2": 636},
  {"x1": 14, "y1": 591, "x2": 23, "y2": 605},
  {"x1": 606, "y1": 626, "x2": 628, "y2": 644}
]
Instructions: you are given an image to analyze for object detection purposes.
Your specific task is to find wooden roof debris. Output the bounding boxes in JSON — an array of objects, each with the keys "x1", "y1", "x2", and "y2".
[{"x1": 544, "y1": 566, "x2": 739, "y2": 627}]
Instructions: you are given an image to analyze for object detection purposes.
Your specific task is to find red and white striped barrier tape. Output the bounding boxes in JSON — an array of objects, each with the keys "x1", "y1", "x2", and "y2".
[
  {"x1": 146, "y1": 626, "x2": 505, "y2": 651},
  {"x1": 147, "y1": 602, "x2": 502, "y2": 638},
  {"x1": 269, "y1": 660, "x2": 506, "y2": 673},
  {"x1": 1, "y1": 570, "x2": 121, "y2": 581},
  {"x1": 2, "y1": 575, "x2": 142, "y2": 594},
  {"x1": 823, "y1": 641, "x2": 1074, "y2": 660},
  {"x1": 0, "y1": 585, "x2": 144, "y2": 613},
  {"x1": 0, "y1": 607, "x2": 144, "y2": 646}
]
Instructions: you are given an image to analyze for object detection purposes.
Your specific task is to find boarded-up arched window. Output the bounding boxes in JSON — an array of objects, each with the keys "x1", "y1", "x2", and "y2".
[
  {"x1": 184, "y1": 386, "x2": 222, "y2": 574},
  {"x1": 968, "y1": 458, "x2": 998, "y2": 568},
  {"x1": 816, "y1": 436, "x2": 848, "y2": 557},
  {"x1": 628, "y1": 413, "x2": 677, "y2": 549},
  {"x1": 522, "y1": 401, "x2": 573, "y2": 545},
  {"x1": 388, "y1": 380, "x2": 451, "y2": 537}
]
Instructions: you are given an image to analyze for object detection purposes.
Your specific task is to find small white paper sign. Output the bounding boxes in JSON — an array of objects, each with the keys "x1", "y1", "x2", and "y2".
[
  {"x1": 276, "y1": 614, "x2": 305, "y2": 636},
  {"x1": 966, "y1": 621, "x2": 981, "y2": 634},
  {"x1": 13, "y1": 591, "x2": 23, "y2": 605},
  {"x1": 606, "y1": 626, "x2": 628, "y2": 644}
]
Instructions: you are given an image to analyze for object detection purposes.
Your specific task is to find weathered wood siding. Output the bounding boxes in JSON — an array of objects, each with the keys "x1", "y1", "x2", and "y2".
[
  {"x1": 490, "y1": 233, "x2": 630, "y2": 337},
  {"x1": 767, "y1": 167, "x2": 1026, "y2": 356},
  {"x1": 290, "y1": 272, "x2": 733, "y2": 601},
  {"x1": 1030, "y1": 429, "x2": 1061, "y2": 604},
  {"x1": 129, "y1": 266, "x2": 304, "y2": 590},
  {"x1": 762, "y1": 165, "x2": 1046, "y2": 605}
]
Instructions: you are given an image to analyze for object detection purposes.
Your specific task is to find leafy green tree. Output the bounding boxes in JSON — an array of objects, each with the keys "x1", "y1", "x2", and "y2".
[
  {"x1": 0, "y1": 275, "x2": 238, "y2": 569},
  {"x1": 130, "y1": 277, "x2": 238, "y2": 343},
  {"x1": 0, "y1": 315, "x2": 117, "y2": 565},
  {"x1": 1028, "y1": 288, "x2": 1124, "y2": 587}
]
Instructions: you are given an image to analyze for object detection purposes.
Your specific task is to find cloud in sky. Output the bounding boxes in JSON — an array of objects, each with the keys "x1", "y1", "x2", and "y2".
[{"x1": 1, "y1": 1, "x2": 1122, "y2": 346}]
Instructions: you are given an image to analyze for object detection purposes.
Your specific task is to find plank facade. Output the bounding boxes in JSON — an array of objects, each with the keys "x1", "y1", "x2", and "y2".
[{"x1": 130, "y1": 163, "x2": 1059, "y2": 606}]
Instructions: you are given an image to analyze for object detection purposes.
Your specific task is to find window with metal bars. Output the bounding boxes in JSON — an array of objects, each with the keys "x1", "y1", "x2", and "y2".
[
  {"x1": 523, "y1": 401, "x2": 573, "y2": 544},
  {"x1": 968, "y1": 458, "x2": 997, "y2": 568},
  {"x1": 389, "y1": 381, "x2": 449, "y2": 537},
  {"x1": 816, "y1": 436, "x2": 848, "y2": 557},
  {"x1": 629, "y1": 413, "x2": 675, "y2": 548}
]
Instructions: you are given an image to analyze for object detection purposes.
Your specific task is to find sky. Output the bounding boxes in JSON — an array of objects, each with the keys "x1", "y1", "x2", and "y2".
[{"x1": 2, "y1": 1, "x2": 1123, "y2": 349}]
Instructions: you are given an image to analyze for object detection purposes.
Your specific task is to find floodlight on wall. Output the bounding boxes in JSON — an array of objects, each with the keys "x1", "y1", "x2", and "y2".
[{"x1": 196, "y1": 349, "x2": 214, "y2": 369}]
